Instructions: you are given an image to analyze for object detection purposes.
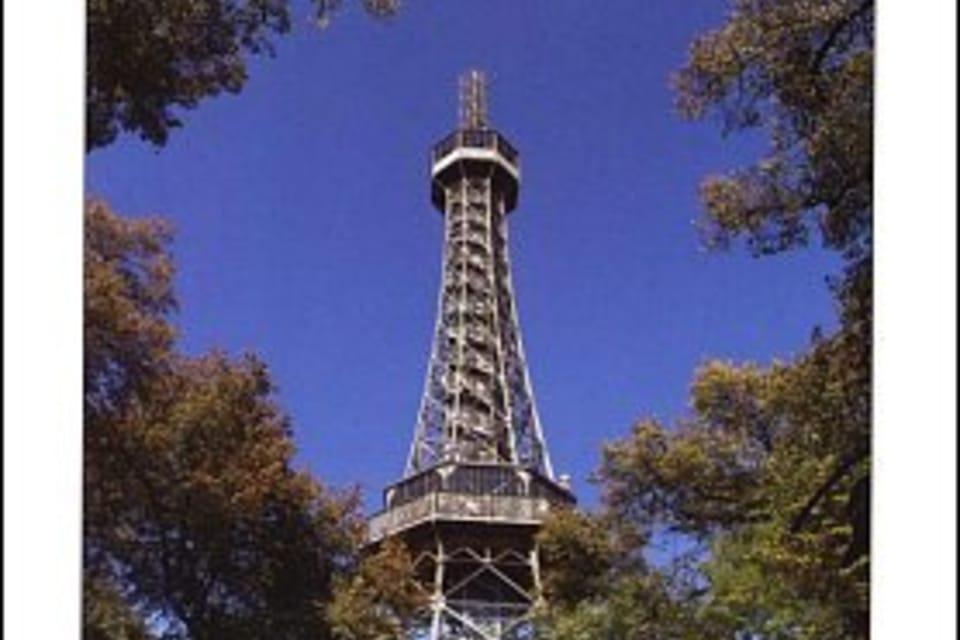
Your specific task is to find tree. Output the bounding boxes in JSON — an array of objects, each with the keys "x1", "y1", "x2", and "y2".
[
  {"x1": 535, "y1": 509, "x2": 716, "y2": 640},
  {"x1": 539, "y1": 1, "x2": 873, "y2": 637},
  {"x1": 87, "y1": 0, "x2": 399, "y2": 150},
  {"x1": 675, "y1": 0, "x2": 873, "y2": 266},
  {"x1": 327, "y1": 538, "x2": 426, "y2": 640},
  {"x1": 84, "y1": 199, "x2": 361, "y2": 639},
  {"x1": 537, "y1": 509, "x2": 616, "y2": 610},
  {"x1": 598, "y1": 349, "x2": 869, "y2": 638},
  {"x1": 84, "y1": 199, "x2": 176, "y2": 427},
  {"x1": 84, "y1": 572, "x2": 153, "y2": 640}
]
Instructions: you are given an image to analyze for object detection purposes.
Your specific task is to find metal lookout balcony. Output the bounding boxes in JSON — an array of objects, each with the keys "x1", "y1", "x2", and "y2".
[
  {"x1": 368, "y1": 463, "x2": 573, "y2": 543},
  {"x1": 430, "y1": 129, "x2": 521, "y2": 213}
]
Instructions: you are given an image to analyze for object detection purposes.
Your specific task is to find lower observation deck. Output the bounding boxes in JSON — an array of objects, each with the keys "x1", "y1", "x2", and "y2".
[
  {"x1": 368, "y1": 463, "x2": 574, "y2": 543},
  {"x1": 369, "y1": 492, "x2": 551, "y2": 543}
]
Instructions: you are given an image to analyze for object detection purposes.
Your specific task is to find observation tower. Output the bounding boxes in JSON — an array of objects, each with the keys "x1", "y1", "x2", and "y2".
[{"x1": 368, "y1": 70, "x2": 575, "y2": 640}]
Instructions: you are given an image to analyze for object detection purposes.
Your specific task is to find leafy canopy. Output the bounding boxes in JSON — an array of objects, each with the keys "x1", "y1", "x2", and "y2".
[
  {"x1": 538, "y1": 1, "x2": 873, "y2": 638},
  {"x1": 84, "y1": 199, "x2": 362, "y2": 639},
  {"x1": 327, "y1": 538, "x2": 426, "y2": 640},
  {"x1": 87, "y1": 0, "x2": 399, "y2": 150}
]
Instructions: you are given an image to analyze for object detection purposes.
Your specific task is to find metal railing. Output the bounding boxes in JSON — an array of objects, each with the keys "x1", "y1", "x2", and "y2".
[
  {"x1": 432, "y1": 130, "x2": 519, "y2": 167},
  {"x1": 368, "y1": 491, "x2": 554, "y2": 542},
  {"x1": 385, "y1": 464, "x2": 573, "y2": 509}
]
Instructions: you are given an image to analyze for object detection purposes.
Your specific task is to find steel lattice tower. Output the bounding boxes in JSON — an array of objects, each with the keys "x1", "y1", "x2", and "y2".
[{"x1": 368, "y1": 71, "x2": 575, "y2": 639}]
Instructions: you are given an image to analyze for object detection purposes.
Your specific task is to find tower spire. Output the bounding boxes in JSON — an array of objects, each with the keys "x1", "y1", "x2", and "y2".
[
  {"x1": 459, "y1": 69, "x2": 488, "y2": 129},
  {"x1": 369, "y1": 72, "x2": 574, "y2": 640}
]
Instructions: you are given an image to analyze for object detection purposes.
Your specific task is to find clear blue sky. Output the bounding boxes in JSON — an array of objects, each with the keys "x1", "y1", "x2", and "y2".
[{"x1": 85, "y1": 1, "x2": 840, "y2": 508}]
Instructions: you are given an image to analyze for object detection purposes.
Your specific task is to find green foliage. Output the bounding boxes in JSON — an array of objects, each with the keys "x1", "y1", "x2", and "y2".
[
  {"x1": 84, "y1": 199, "x2": 361, "y2": 639},
  {"x1": 87, "y1": 0, "x2": 399, "y2": 150},
  {"x1": 84, "y1": 199, "x2": 176, "y2": 424},
  {"x1": 539, "y1": 1, "x2": 872, "y2": 638},
  {"x1": 537, "y1": 509, "x2": 616, "y2": 609},
  {"x1": 598, "y1": 347, "x2": 869, "y2": 638},
  {"x1": 536, "y1": 511, "x2": 711, "y2": 640},
  {"x1": 327, "y1": 538, "x2": 426, "y2": 640},
  {"x1": 84, "y1": 573, "x2": 153, "y2": 640},
  {"x1": 674, "y1": 0, "x2": 873, "y2": 262},
  {"x1": 536, "y1": 576, "x2": 690, "y2": 640}
]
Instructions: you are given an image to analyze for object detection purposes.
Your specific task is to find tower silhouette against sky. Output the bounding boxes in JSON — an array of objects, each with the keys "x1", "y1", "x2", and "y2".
[{"x1": 368, "y1": 70, "x2": 575, "y2": 639}]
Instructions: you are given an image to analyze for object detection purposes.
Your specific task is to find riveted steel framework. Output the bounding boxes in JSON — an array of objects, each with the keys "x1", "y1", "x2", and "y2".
[
  {"x1": 371, "y1": 71, "x2": 574, "y2": 639},
  {"x1": 407, "y1": 72, "x2": 550, "y2": 478}
]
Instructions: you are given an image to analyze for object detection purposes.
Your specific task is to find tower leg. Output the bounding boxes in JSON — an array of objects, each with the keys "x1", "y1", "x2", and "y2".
[
  {"x1": 530, "y1": 543, "x2": 544, "y2": 608},
  {"x1": 430, "y1": 537, "x2": 445, "y2": 640}
]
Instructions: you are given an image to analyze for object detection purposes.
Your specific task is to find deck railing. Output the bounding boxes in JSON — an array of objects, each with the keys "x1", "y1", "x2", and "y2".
[
  {"x1": 431, "y1": 130, "x2": 519, "y2": 167},
  {"x1": 368, "y1": 491, "x2": 553, "y2": 542}
]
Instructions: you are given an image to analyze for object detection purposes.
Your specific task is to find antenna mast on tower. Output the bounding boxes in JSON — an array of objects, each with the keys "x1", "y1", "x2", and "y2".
[{"x1": 459, "y1": 69, "x2": 488, "y2": 130}]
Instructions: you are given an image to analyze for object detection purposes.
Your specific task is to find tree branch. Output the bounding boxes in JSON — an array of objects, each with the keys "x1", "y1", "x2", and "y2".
[
  {"x1": 810, "y1": 0, "x2": 874, "y2": 74},
  {"x1": 789, "y1": 448, "x2": 869, "y2": 533}
]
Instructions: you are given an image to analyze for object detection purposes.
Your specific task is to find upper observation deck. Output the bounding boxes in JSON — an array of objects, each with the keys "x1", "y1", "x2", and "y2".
[{"x1": 430, "y1": 128, "x2": 521, "y2": 213}]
